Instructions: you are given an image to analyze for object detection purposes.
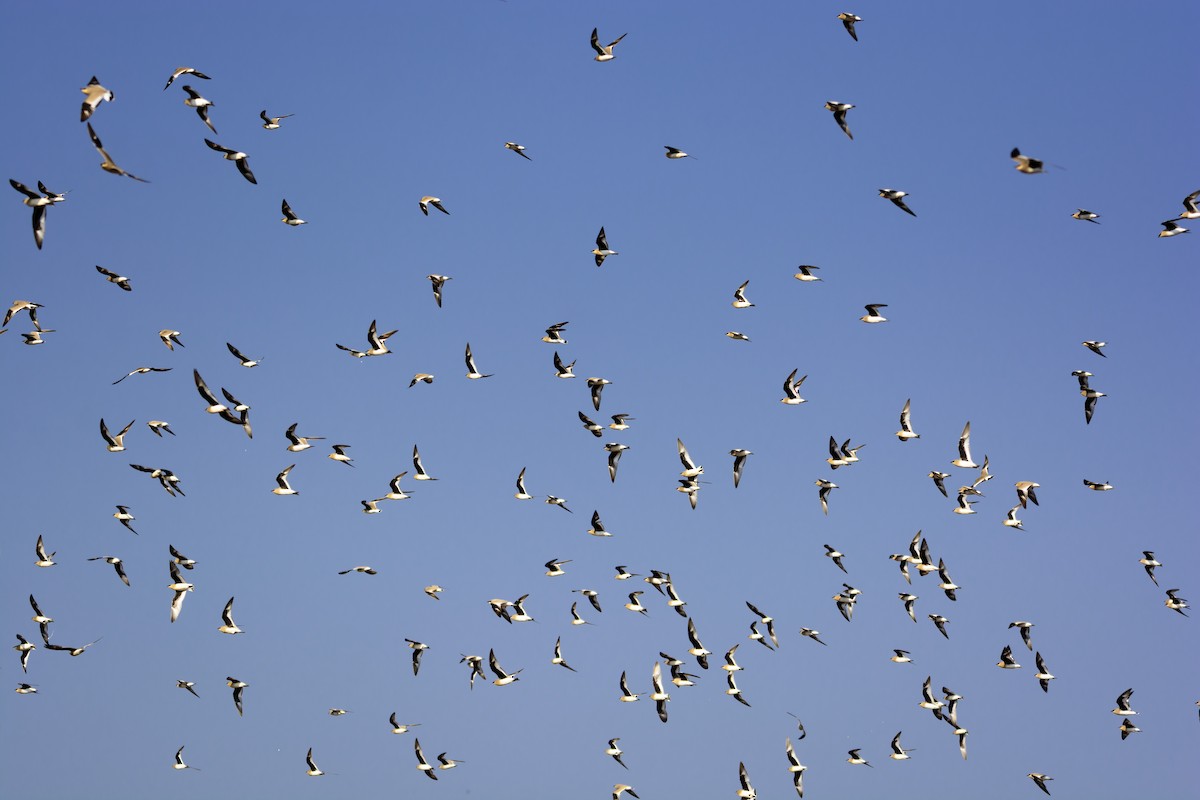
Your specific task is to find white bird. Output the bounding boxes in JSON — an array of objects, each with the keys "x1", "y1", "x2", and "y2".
[
  {"x1": 1139, "y1": 551, "x2": 1161, "y2": 585},
  {"x1": 88, "y1": 555, "x2": 130, "y2": 586},
  {"x1": 606, "y1": 738, "x2": 628, "y2": 769},
  {"x1": 413, "y1": 445, "x2": 437, "y2": 480},
  {"x1": 427, "y1": 274, "x2": 451, "y2": 307},
  {"x1": 726, "y1": 331, "x2": 751, "y2": 342},
  {"x1": 1011, "y1": 147, "x2": 1045, "y2": 174},
  {"x1": 730, "y1": 449, "x2": 752, "y2": 488},
  {"x1": 553, "y1": 350, "x2": 577, "y2": 378},
  {"x1": 1072, "y1": 209, "x2": 1100, "y2": 224},
  {"x1": 664, "y1": 146, "x2": 692, "y2": 159},
  {"x1": 593, "y1": 227, "x2": 618, "y2": 266},
  {"x1": 1083, "y1": 478, "x2": 1113, "y2": 491},
  {"x1": 793, "y1": 264, "x2": 822, "y2": 282},
  {"x1": 896, "y1": 398, "x2": 920, "y2": 440},
  {"x1": 218, "y1": 597, "x2": 242, "y2": 634},
  {"x1": 890, "y1": 731, "x2": 914, "y2": 760},
  {"x1": 86, "y1": 123, "x2": 148, "y2": 182},
  {"x1": 624, "y1": 591, "x2": 649, "y2": 615},
  {"x1": 80, "y1": 75, "x2": 114, "y2": 121},
  {"x1": 1003, "y1": 505, "x2": 1024, "y2": 530},
  {"x1": 996, "y1": 645, "x2": 1021, "y2": 669},
  {"x1": 272, "y1": 464, "x2": 298, "y2": 495},
  {"x1": 587, "y1": 510, "x2": 611, "y2": 537},
  {"x1": 546, "y1": 495, "x2": 572, "y2": 513},
  {"x1": 514, "y1": 467, "x2": 533, "y2": 500},
  {"x1": 815, "y1": 479, "x2": 838, "y2": 514},
  {"x1": 414, "y1": 738, "x2": 437, "y2": 780},
  {"x1": 588, "y1": 377, "x2": 612, "y2": 411},
  {"x1": 780, "y1": 369, "x2": 808, "y2": 404},
  {"x1": 465, "y1": 343, "x2": 493, "y2": 379},
  {"x1": 260, "y1": 109, "x2": 294, "y2": 129},
  {"x1": 1035, "y1": 652, "x2": 1055, "y2": 692},
  {"x1": 226, "y1": 677, "x2": 247, "y2": 716},
  {"x1": 591, "y1": 27, "x2": 627, "y2": 62},
  {"x1": 677, "y1": 438, "x2": 703, "y2": 477},
  {"x1": 650, "y1": 661, "x2": 670, "y2": 722},
  {"x1": 951, "y1": 422, "x2": 978, "y2": 469},
  {"x1": 9, "y1": 179, "x2": 65, "y2": 250},
  {"x1": 436, "y1": 753, "x2": 463, "y2": 770},
  {"x1": 99, "y1": 418, "x2": 135, "y2": 452},
  {"x1": 1158, "y1": 219, "x2": 1189, "y2": 237},
  {"x1": 736, "y1": 762, "x2": 756, "y2": 798},
  {"x1": 605, "y1": 443, "x2": 629, "y2": 483},
  {"x1": 784, "y1": 737, "x2": 807, "y2": 796},
  {"x1": 159, "y1": 329, "x2": 184, "y2": 350},
  {"x1": 181, "y1": 85, "x2": 217, "y2": 134},
  {"x1": 488, "y1": 648, "x2": 522, "y2": 686},
  {"x1": 613, "y1": 785, "x2": 640, "y2": 800},
  {"x1": 504, "y1": 141, "x2": 531, "y2": 160},
  {"x1": 859, "y1": 303, "x2": 888, "y2": 323},
  {"x1": 34, "y1": 535, "x2": 55, "y2": 568},
  {"x1": 280, "y1": 198, "x2": 306, "y2": 226},
  {"x1": 1175, "y1": 189, "x2": 1200, "y2": 219},
  {"x1": 879, "y1": 188, "x2": 916, "y2": 216},
  {"x1": 825, "y1": 101, "x2": 855, "y2": 139},
  {"x1": 732, "y1": 280, "x2": 754, "y2": 308},
  {"x1": 204, "y1": 139, "x2": 257, "y2": 184},
  {"x1": 173, "y1": 745, "x2": 197, "y2": 771},
  {"x1": 389, "y1": 713, "x2": 420, "y2": 734},
  {"x1": 838, "y1": 12, "x2": 862, "y2": 41},
  {"x1": 168, "y1": 563, "x2": 194, "y2": 623},
  {"x1": 164, "y1": 67, "x2": 210, "y2": 91},
  {"x1": 419, "y1": 196, "x2": 449, "y2": 216},
  {"x1": 541, "y1": 320, "x2": 568, "y2": 344},
  {"x1": 847, "y1": 748, "x2": 872, "y2": 767}
]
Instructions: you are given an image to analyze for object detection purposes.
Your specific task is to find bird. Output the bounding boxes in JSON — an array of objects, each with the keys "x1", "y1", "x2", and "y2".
[
  {"x1": 465, "y1": 342, "x2": 493, "y2": 379},
  {"x1": 1082, "y1": 340, "x2": 1107, "y2": 357},
  {"x1": 34, "y1": 535, "x2": 55, "y2": 568},
  {"x1": 736, "y1": 762, "x2": 756, "y2": 798},
  {"x1": 504, "y1": 141, "x2": 531, "y2": 159},
  {"x1": 1120, "y1": 719, "x2": 1141, "y2": 740},
  {"x1": 180, "y1": 85, "x2": 217, "y2": 134},
  {"x1": 593, "y1": 226, "x2": 618, "y2": 266},
  {"x1": 541, "y1": 320, "x2": 569, "y2": 344},
  {"x1": 730, "y1": 449, "x2": 752, "y2": 488},
  {"x1": 168, "y1": 563, "x2": 194, "y2": 623},
  {"x1": 545, "y1": 558, "x2": 572, "y2": 577},
  {"x1": 204, "y1": 139, "x2": 257, "y2": 184},
  {"x1": 173, "y1": 746, "x2": 197, "y2": 771},
  {"x1": 677, "y1": 439, "x2": 703, "y2": 478},
  {"x1": 284, "y1": 423, "x2": 323, "y2": 452},
  {"x1": 164, "y1": 67, "x2": 210, "y2": 90},
  {"x1": 605, "y1": 738, "x2": 628, "y2": 769},
  {"x1": 1035, "y1": 652, "x2": 1055, "y2": 692},
  {"x1": 1073, "y1": 209, "x2": 1100, "y2": 224},
  {"x1": 664, "y1": 146, "x2": 692, "y2": 159},
  {"x1": 785, "y1": 737, "x2": 807, "y2": 796},
  {"x1": 687, "y1": 618, "x2": 712, "y2": 668},
  {"x1": 422, "y1": 585, "x2": 442, "y2": 601},
  {"x1": 427, "y1": 274, "x2": 451, "y2": 307},
  {"x1": 130, "y1": 464, "x2": 185, "y2": 496},
  {"x1": 1011, "y1": 148, "x2": 1045, "y2": 174},
  {"x1": 847, "y1": 748, "x2": 872, "y2": 767},
  {"x1": 338, "y1": 565, "x2": 377, "y2": 575},
  {"x1": 918, "y1": 676, "x2": 945, "y2": 717},
  {"x1": 177, "y1": 680, "x2": 200, "y2": 698},
  {"x1": 272, "y1": 465, "x2": 298, "y2": 496},
  {"x1": 80, "y1": 75, "x2": 114, "y2": 121},
  {"x1": 1009, "y1": 621, "x2": 1035, "y2": 650},
  {"x1": 1084, "y1": 478, "x2": 1113, "y2": 491},
  {"x1": 1139, "y1": 551, "x2": 1161, "y2": 585},
  {"x1": 87, "y1": 123, "x2": 149, "y2": 181},
  {"x1": 488, "y1": 648, "x2": 521, "y2": 686},
  {"x1": 413, "y1": 446, "x2": 437, "y2": 480},
  {"x1": 799, "y1": 627, "x2": 827, "y2": 646},
  {"x1": 414, "y1": 738, "x2": 438, "y2": 780},
  {"x1": 880, "y1": 189, "x2": 916, "y2": 216},
  {"x1": 860, "y1": 303, "x2": 888, "y2": 323},
  {"x1": 1175, "y1": 189, "x2": 1200, "y2": 219},
  {"x1": 436, "y1": 753, "x2": 463, "y2": 770},
  {"x1": 815, "y1": 479, "x2": 838, "y2": 514},
  {"x1": 929, "y1": 614, "x2": 950, "y2": 639},
  {"x1": 336, "y1": 318, "x2": 396, "y2": 357},
  {"x1": 722, "y1": 644, "x2": 744, "y2": 672},
  {"x1": 280, "y1": 198, "x2": 306, "y2": 226},
  {"x1": 575, "y1": 589, "x2": 603, "y2": 614},
  {"x1": 551, "y1": 637, "x2": 577, "y2": 672},
  {"x1": 605, "y1": 443, "x2": 629, "y2": 483},
  {"x1": 890, "y1": 731, "x2": 914, "y2": 760},
  {"x1": 726, "y1": 671, "x2": 751, "y2": 707},
  {"x1": 1158, "y1": 219, "x2": 1189, "y2": 237},
  {"x1": 99, "y1": 419, "x2": 136, "y2": 452},
  {"x1": 1014, "y1": 481, "x2": 1041, "y2": 510},
  {"x1": 1113, "y1": 688, "x2": 1138, "y2": 715},
  {"x1": 794, "y1": 264, "x2": 822, "y2": 282},
  {"x1": 579, "y1": 410, "x2": 605, "y2": 437},
  {"x1": 899, "y1": 593, "x2": 918, "y2": 622},
  {"x1": 144, "y1": 420, "x2": 175, "y2": 439},
  {"x1": 226, "y1": 677, "x2": 247, "y2": 716},
  {"x1": 408, "y1": 373, "x2": 434, "y2": 389},
  {"x1": 952, "y1": 422, "x2": 978, "y2": 469},
  {"x1": 304, "y1": 748, "x2": 324, "y2": 777},
  {"x1": 1165, "y1": 589, "x2": 1189, "y2": 616},
  {"x1": 650, "y1": 661, "x2": 670, "y2": 721},
  {"x1": 624, "y1": 591, "x2": 648, "y2": 615},
  {"x1": 546, "y1": 495, "x2": 572, "y2": 513},
  {"x1": 218, "y1": 597, "x2": 243, "y2": 634},
  {"x1": 88, "y1": 555, "x2": 130, "y2": 586},
  {"x1": 591, "y1": 27, "x2": 627, "y2": 61},
  {"x1": 459, "y1": 655, "x2": 485, "y2": 689},
  {"x1": 892, "y1": 398, "x2": 921, "y2": 440},
  {"x1": 726, "y1": 331, "x2": 751, "y2": 342},
  {"x1": 997, "y1": 645, "x2": 1021, "y2": 669},
  {"x1": 13, "y1": 635, "x2": 36, "y2": 672},
  {"x1": 838, "y1": 12, "x2": 862, "y2": 40},
  {"x1": 825, "y1": 101, "x2": 855, "y2": 139},
  {"x1": 9, "y1": 179, "x2": 64, "y2": 250},
  {"x1": 614, "y1": 565, "x2": 639, "y2": 581},
  {"x1": 419, "y1": 196, "x2": 449, "y2": 215},
  {"x1": 824, "y1": 544, "x2": 848, "y2": 573},
  {"x1": 158, "y1": 329, "x2": 184, "y2": 350},
  {"x1": 587, "y1": 377, "x2": 611, "y2": 411},
  {"x1": 553, "y1": 350, "x2": 577, "y2": 378},
  {"x1": 513, "y1": 467, "x2": 534, "y2": 500},
  {"x1": 406, "y1": 639, "x2": 429, "y2": 676},
  {"x1": 726, "y1": 280, "x2": 757, "y2": 310},
  {"x1": 1028, "y1": 773, "x2": 1053, "y2": 795},
  {"x1": 891, "y1": 649, "x2": 912, "y2": 664},
  {"x1": 170, "y1": 544, "x2": 197, "y2": 571},
  {"x1": 389, "y1": 713, "x2": 420, "y2": 734},
  {"x1": 937, "y1": 559, "x2": 960, "y2": 600},
  {"x1": 328, "y1": 444, "x2": 354, "y2": 467},
  {"x1": 613, "y1": 785, "x2": 640, "y2": 800},
  {"x1": 260, "y1": 110, "x2": 293, "y2": 129},
  {"x1": 780, "y1": 369, "x2": 808, "y2": 404}
]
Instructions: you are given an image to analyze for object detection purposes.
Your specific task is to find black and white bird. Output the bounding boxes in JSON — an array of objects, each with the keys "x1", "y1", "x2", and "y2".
[
  {"x1": 591, "y1": 27, "x2": 627, "y2": 61},
  {"x1": 204, "y1": 139, "x2": 257, "y2": 184},
  {"x1": 879, "y1": 189, "x2": 915, "y2": 216},
  {"x1": 825, "y1": 101, "x2": 855, "y2": 139}
]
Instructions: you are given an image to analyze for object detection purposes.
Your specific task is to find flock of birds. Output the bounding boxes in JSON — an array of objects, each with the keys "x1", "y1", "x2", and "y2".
[{"x1": 5, "y1": 11, "x2": 1196, "y2": 800}]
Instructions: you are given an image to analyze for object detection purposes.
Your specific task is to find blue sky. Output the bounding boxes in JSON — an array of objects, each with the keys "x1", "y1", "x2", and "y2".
[{"x1": 2, "y1": 2, "x2": 1198, "y2": 797}]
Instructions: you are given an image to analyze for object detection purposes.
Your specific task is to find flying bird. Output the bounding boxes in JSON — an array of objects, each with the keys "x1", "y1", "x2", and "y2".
[
  {"x1": 730, "y1": 449, "x2": 752, "y2": 488},
  {"x1": 164, "y1": 67, "x2": 210, "y2": 90},
  {"x1": 272, "y1": 464, "x2": 298, "y2": 496},
  {"x1": 504, "y1": 141, "x2": 531, "y2": 159},
  {"x1": 1158, "y1": 219, "x2": 1188, "y2": 237},
  {"x1": 180, "y1": 85, "x2": 217, "y2": 133},
  {"x1": 587, "y1": 377, "x2": 611, "y2": 410},
  {"x1": 204, "y1": 139, "x2": 257, "y2": 184},
  {"x1": 860, "y1": 303, "x2": 888, "y2": 323},
  {"x1": 793, "y1": 264, "x2": 822, "y2": 281},
  {"x1": 419, "y1": 196, "x2": 448, "y2": 215},
  {"x1": 99, "y1": 418, "x2": 135, "y2": 451},
  {"x1": 664, "y1": 146, "x2": 692, "y2": 159},
  {"x1": 879, "y1": 188, "x2": 915, "y2": 216},
  {"x1": 427, "y1": 274, "x2": 451, "y2": 307},
  {"x1": 226, "y1": 677, "x2": 247, "y2": 715},
  {"x1": 34, "y1": 535, "x2": 55, "y2": 568},
  {"x1": 593, "y1": 227, "x2": 618, "y2": 266},
  {"x1": 1028, "y1": 773, "x2": 1053, "y2": 795},
  {"x1": 88, "y1": 555, "x2": 130, "y2": 586},
  {"x1": 1035, "y1": 652, "x2": 1055, "y2": 692},
  {"x1": 780, "y1": 369, "x2": 808, "y2": 404},
  {"x1": 1139, "y1": 551, "x2": 1161, "y2": 585},
  {"x1": 9, "y1": 179, "x2": 65, "y2": 250},
  {"x1": 280, "y1": 199, "x2": 306, "y2": 226},
  {"x1": 218, "y1": 597, "x2": 243, "y2": 634},
  {"x1": 1011, "y1": 148, "x2": 1045, "y2": 174},
  {"x1": 87, "y1": 123, "x2": 149, "y2": 182},
  {"x1": 591, "y1": 27, "x2": 627, "y2": 61},
  {"x1": 837, "y1": 12, "x2": 862, "y2": 41},
  {"x1": 414, "y1": 738, "x2": 437, "y2": 780},
  {"x1": 1072, "y1": 209, "x2": 1100, "y2": 224},
  {"x1": 825, "y1": 101, "x2": 855, "y2": 139},
  {"x1": 80, "y1": 75, "x2": 113, "y2": 121},
  {"x1": 260, "y1": 110, "x2": 293, "y2": 129},
  {"x1": 465, "y1": 343, "x2": 493, "y2": 379}
]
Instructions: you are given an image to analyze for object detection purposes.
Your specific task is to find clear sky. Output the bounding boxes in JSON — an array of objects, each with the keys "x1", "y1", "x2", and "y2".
[{"x1": 2, "y1": 1, "x2": 1198, "y2": 798}]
